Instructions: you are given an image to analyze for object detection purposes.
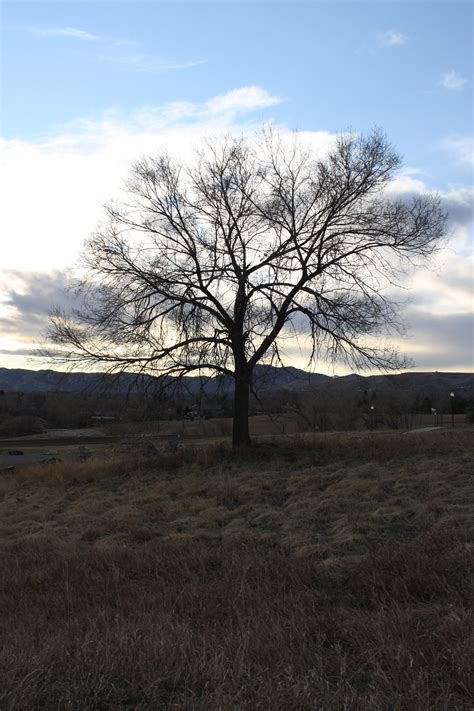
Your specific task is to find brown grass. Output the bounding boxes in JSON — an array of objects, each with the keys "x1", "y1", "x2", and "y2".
[{"x1": 1, "y1": 429, "x2": 473, "y2": 709}]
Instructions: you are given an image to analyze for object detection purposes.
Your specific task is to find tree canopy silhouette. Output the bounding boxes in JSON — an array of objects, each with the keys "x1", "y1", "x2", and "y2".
[{"x1": 50, "y1": 129, "x2": 447, "y2": 446}]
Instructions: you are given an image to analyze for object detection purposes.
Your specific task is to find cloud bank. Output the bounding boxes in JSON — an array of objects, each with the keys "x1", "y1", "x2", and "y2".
[
  {"x1": 0, "y1": 87, "x2": 286, "y2": 273},
  {"x1": 0, "y1": 87, "x2": 472, "y2": 372}
]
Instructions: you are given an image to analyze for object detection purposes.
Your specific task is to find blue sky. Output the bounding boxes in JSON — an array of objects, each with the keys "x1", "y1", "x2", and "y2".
[
  {"x1": 3, "y1": 1, "x2": 472, "y2": 185},
  {"x1": 0, "y1": 1, "x2": 472, "y2": 371}
]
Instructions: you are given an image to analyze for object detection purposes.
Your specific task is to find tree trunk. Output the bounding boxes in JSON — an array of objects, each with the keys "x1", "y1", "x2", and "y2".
[{"x1": 232, "y1": 368, "x2": 251, "y2": 447}]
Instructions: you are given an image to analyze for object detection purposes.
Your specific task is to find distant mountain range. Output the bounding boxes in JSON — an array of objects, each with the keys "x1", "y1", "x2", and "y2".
[
  {"x1": 0, "y1": 366, "x2": 472, "y2": 397},
  {"x1": 0, "y1": 365, "x2": 327, "y2": 395}
]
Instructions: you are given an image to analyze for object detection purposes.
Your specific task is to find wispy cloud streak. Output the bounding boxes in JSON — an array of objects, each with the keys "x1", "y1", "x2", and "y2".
[
  {"x1": 31, "y1": 26, "x2": 99, "y2": 41},
  {"x1": 98, "y1": 52, "x2": 206, "y2": 73},
  {"x1": 376, "y1": 29, "x2": 409, "y2": 48},
  {"x1": 439, "y1": 135, "x2": 474, "y2": 167},
  {"x1": 440, "y1": 71, "x2": 467, "y2": 90}
]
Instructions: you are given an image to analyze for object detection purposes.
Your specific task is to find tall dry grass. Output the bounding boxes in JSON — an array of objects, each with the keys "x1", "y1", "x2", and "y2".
[
  {"x1": 1, "y1": 535, "x2": 472, "y2": 709},
  {"x1": 0, "y1": 429, "x2": 473, "y2": 709}
]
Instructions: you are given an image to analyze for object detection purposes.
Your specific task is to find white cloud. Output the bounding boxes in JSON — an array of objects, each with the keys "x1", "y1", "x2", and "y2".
[
  {"x1": 376, "y1": 29, "x2": 409, "y2": 48},
  {"x1": 440, "y1": 71, "x2": 467, "y2": 90},
  {"x1": 388, "y1": 173, "x2": 473, "y2": 216},
  {"x1": 386, "y1": 175, "x2": 474, "y2": 254},
  {"x1": 0, "y1": 87, "x2": 287, "y2": 273},
  {"x1": 31, "y1": 26, "x2": 99, "y2": 41},
  {"x1": 206, "y1": 87, "x2": 283, "y2": 114},
  {"x1": 375, "y1": 175, "x2": 473, "y2": 345}
]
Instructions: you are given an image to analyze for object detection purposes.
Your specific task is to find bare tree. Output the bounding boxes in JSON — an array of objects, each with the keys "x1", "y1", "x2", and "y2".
[{"x1": 49, "y1": 129, "x2": 447, "y2": 446}]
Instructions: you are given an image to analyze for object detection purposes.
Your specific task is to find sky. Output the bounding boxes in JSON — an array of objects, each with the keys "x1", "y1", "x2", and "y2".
[{"x1": 0, "y1": 0, "x2": 473, "y2": 374}]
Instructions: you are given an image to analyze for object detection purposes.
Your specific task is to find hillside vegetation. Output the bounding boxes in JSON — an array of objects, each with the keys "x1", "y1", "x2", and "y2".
[{"x1": 1, "y1": 429, "x2": 473, "y2": 709}]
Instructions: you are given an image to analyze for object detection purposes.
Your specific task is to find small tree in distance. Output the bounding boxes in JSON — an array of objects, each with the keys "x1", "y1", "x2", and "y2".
[{"x1": 49, "y1": 128, "x2": 447, "y2": 447}]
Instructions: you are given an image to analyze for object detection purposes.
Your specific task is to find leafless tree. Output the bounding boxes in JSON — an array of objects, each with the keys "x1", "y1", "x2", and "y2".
[{"x1": 49, "y1": 129, "x2": 447, "y2": 446}]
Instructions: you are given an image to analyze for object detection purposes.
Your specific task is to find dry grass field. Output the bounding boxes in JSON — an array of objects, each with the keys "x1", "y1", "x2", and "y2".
[{"x1": 1, "y1": 429, "x2": 473, "y2": 709}]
